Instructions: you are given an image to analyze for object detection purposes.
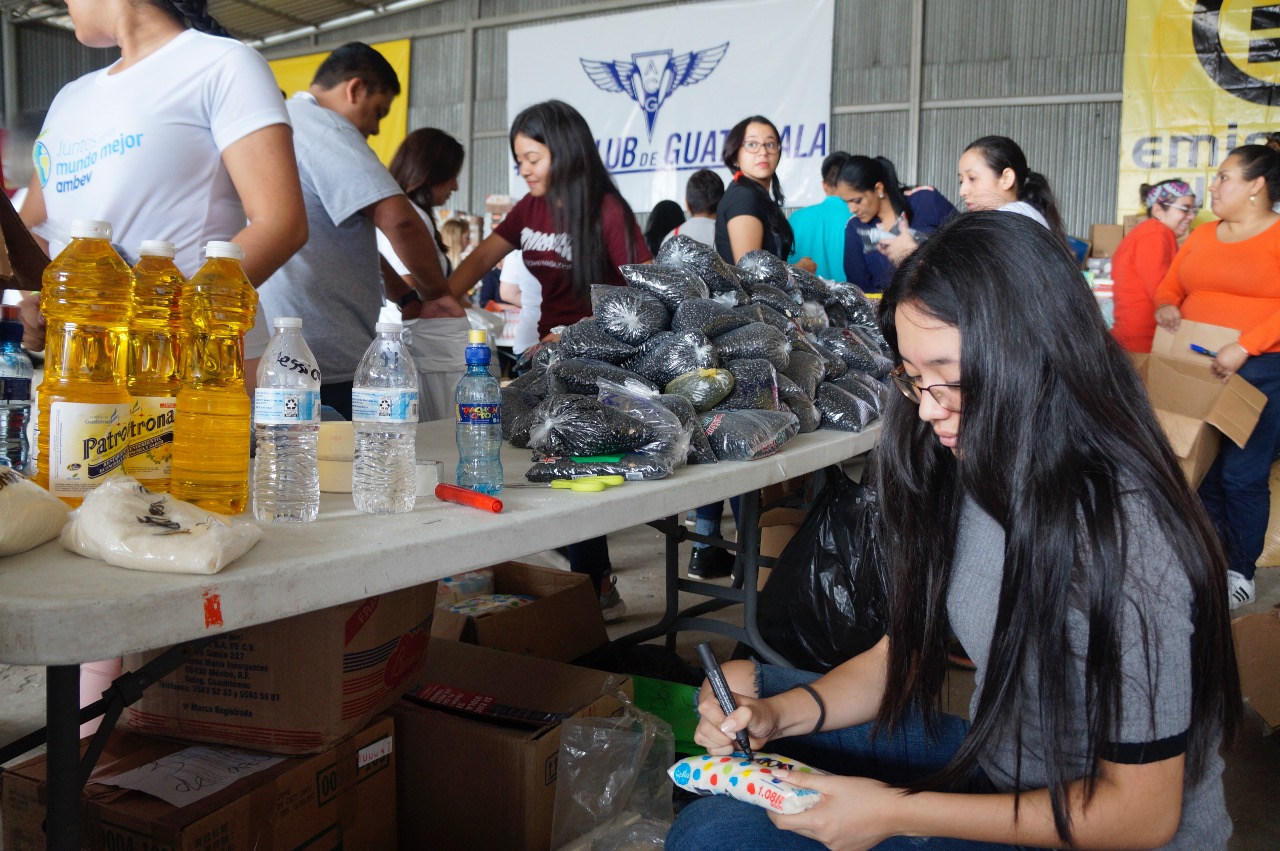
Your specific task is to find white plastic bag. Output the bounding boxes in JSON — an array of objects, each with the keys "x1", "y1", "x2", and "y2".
[
  {"x1": 60, "y1": 477, "x2": 262, "y2": 574},
  {"x1": 0, "y1": 467, "x2": 70, "y2": 556}
]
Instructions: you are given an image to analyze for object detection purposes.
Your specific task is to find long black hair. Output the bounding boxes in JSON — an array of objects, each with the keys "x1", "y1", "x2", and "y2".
[
  {"x1": 721, "y1": 115, "x2": 794, "y2": 258},
  {"x1": 149, "y1": 0, "x2": 231, "y2": 37},
  {"x1": 510, "y1": 100, "x2": 642, "y2": 303},
  {"x1": 875, "y1": 212, "x2": 1240, "y2": 843},
  {"x1": 837, "y1": 155, "x2": 910, "y2": 224},
  {"x1": 964, "y1": 135, "x2": 1067, "y2": 246},
  {"x1": 644, "y1": 200, "x2": 686, "y2": 256}
]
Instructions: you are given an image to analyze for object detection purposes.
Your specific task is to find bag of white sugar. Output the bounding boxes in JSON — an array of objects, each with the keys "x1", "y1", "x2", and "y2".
[
  {"x1": 0, "y1": 467, "x2": 71, "y2": 556},
  {"x1": 668, "y1": 752, "x2": 826, "y2": 814},
  {"x1": 61, "y1": 476, "x2": 262, "y2": 574}
]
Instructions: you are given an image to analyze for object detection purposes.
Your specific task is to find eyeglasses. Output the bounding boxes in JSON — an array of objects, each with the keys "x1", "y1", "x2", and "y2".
[
  {"x1": 890, "y1": 365, "x2": 963, "y2": 412},
  {"x1": 1162, "y1": 203, "x2": 1198, "y2": 216},
  {"x1": 741, "y1": 141, "x2": 780, "y2": 154}
]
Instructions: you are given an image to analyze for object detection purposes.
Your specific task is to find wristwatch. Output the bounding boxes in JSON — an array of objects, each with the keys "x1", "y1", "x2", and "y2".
[{"x1": 397, "y1": 290, "x2": 423, "y2": 308}]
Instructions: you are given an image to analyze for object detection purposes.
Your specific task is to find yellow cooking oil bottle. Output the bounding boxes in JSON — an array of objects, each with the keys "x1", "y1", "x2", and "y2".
[
  {"x1": 170, "y1": 241, "x2": 256, "y2": 514},
  {"x1": 36, "y1": 219, "x2": 134, "y2": 505},
  {"x1": 124, "y1": 240, "x2": 185, "y2": 491}
]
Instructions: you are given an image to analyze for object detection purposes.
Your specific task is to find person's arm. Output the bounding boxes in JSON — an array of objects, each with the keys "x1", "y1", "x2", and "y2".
[
  {"x1": 498, "y1": 281, "x2": 523, "y2": 306},
  {"x1": 1152, "y1": 229, "x2": 1194, "y2": 332},
  {"x1": 776, "y1": 753, "x2": 1185, "y2": 850},
  {"x1": 725, "y1": 214, "x2": 766, "y2": 264},
  {"x1": 15, "y1": 175, "x2": 49, "y2": 350},
  {"x1": 449, "y1": 232, "x2": 517, "y2": 299},
  {"x1": 220, "y1": 124, "x2": 308, "y2": 287},
  {"x1": 365, "y1": 194, "x2": 455, "y2": 300}
]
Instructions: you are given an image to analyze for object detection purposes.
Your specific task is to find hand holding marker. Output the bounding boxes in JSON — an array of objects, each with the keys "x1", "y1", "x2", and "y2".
[
  {"x1": 696, "y1": 641, "x2": 753, "y2": 758},
  {"x1": 1189, "y1": 344, "x2": 1218, "y2": 358}
]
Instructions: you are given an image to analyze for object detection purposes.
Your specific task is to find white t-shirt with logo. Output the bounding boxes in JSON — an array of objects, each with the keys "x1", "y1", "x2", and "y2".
[{"x1": 33, "y1": 30, "x2": 288, "y2": 279}]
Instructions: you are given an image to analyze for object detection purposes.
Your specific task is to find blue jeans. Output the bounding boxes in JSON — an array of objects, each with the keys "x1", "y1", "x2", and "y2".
[
  {"x1": 1198, "y1": 351, "x2": 1280, "y2": 581},
  {"x1": 693, "y1": 497, "x2": 741, "y2": 549},
  {"x1": 666, "y1": 664, "x2": 1021, "y2": 851}
]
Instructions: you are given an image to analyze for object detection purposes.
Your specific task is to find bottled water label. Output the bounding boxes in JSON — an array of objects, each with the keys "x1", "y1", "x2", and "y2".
[
  {"x1": 1, "y1": 376, "x2": 31, "y2": 403},
  {"x1": 124, "y1": 395, "x2": 175, "y2": 480},
  {"x1": 457, "y1": 402, "x2": 500, "y2": 425},
  {"x1": 255, "y1": 388, "x2": 321, "y2": 425},
  {"x1": 48, "y1": 401, "x2": 132, "y2": 495},
  {"x1": 352, "y1": 389, "x2": 418, "y2": 423}
]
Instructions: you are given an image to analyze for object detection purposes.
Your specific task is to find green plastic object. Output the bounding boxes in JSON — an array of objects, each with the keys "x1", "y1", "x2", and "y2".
[
  {"x1": 569, "y1": 453, "x2": 626, "y2": 463},
  {"x1": 632, "y1": 675, "x2": 705, "y2": 756}
]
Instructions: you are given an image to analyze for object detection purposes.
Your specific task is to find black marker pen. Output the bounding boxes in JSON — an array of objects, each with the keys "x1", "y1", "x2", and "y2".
[{"x1": 696, "y1": 641, "x2": 753, "y2": 758}]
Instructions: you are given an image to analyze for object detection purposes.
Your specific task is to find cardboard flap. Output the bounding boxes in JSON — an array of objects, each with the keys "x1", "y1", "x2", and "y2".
[
  {"x1": 1150, "y1": 320, "x2": 1240, "y2": 364},
  {"x1": 1152, "y1": 408, "x2": 1208, "y2": 459},
  {"x1": 1206, "y1": 376, "x2": 1268, "y2": 448}
]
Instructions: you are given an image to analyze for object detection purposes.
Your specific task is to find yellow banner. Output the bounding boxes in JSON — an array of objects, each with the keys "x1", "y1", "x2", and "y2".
[
  {"x1": 268, "y1": 40, "x2": 411, "y2": 167},
  {"x1": 1120, "y1": 0, "x2": 1279, "y2": 222}
]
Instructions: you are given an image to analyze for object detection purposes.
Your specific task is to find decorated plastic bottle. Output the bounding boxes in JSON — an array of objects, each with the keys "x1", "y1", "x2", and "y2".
[
  {"x1": 124, "y1": 240, "x2": 185, "y2": 491},
  {"x1": 36, "y1": 219, "x2": 134, "y2": 505},
  {"x1": 0, "y1": 312, "x2": 33, "y2": 470},
  {"x1": 352, "y1": 322, "x2": 419, "y2": 514},
  {"x1": 455, "y1": 329, "x2": 502, "y2": 494},
  {"x1": 171, "y1": 241, "x2": 256, "y2": 514},
  {"x1": 253, "y1": 317, "x2": 321, "y2": 522}
]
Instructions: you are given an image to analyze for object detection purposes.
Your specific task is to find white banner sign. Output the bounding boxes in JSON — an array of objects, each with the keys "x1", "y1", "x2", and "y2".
[{"x1": 506, "y1": 0, "x2": 834, "y2": 213}]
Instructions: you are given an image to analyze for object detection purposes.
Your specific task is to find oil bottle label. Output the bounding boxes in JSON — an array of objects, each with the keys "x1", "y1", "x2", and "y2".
[
  {"x1": 49, "y1": 401, "x2": 132, "y2": 495},
  {"x1": 457, "y1": 403, "x2": 500, "y2": 425},
  {"x1": 352, "y1": 389, "x2": 418, "y2": 423},
  {"x1": 124, "y1": 395, "x2": 176, "y2": 481},
  {"x1": 254, "y1": 388, "x2": 320, "y2": 425}
]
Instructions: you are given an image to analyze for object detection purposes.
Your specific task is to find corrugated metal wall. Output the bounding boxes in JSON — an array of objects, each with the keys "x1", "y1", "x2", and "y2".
[{"x1": 15, "y1": 0, "x2": 1127, "y2": 235}]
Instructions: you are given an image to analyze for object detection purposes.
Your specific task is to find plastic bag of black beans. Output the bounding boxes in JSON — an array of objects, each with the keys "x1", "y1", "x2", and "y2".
[
  {"x1": 849, "y1": 323, "x2": 893, "y2": 359},
  {"x1": 620, "y1": 264, "x2": 709, "y2": 310},
  {"x1": 747, "y1": 282, "x2": 799, "y2": 318},
  {"x1": 557, "y1": 318, "x2": 638, "y2": 365},
  {"x1": 833, "y1": 372, "x2": 889, "y2": 413},
  {"x1": 699, "y1": 409, "x2": 800, "y2": 460},
  {"x1": 781, "y1": 350, "x2": 824, "y2": 399},
  {"x1": 712, "y1": 323, "x2": 790, "y2": 372},
  {"x1": 527, "y1": 341, "x2": 560, "y2": 370},
  {"x1": 713, "y1": 358, "x2": 780, "y2": 411},
  {"x1": 782, "y1": 395, "x2": 822, "y2": 433},
  {"x1": 527, "y1": 394, "x2": 653, "y2": 456},
  {"x1": 628, "y1": 330, "x2": 717, "y2": 388},
  {"x1": 591, "y1": 285, "x2": 670, "y2": 345},
  {"x1": 624, "y1": 331, "x2": 674, "y2": 369},
  {"x1": 816, "y1": 328, "x2": 885, "y2": 375},
  {"x1": 795, "y1": 300, "x2": 831, "y2": 332},
  {"x1": 525, "y1": 452, "x2": 675, "y2": 481},
  {"x1": 823, "y1": 280, "x2": 879, "y2": 330},
  {"x1": 548, "y1": 357, "x2": 658, "y2": 397},
  {"x1": 824, "y1": 301, "x2": 850, "y2": 329},
  {"x1": 657, "y1": 393, "x2": 718, "y2": 464},
  {"x1": 671, "y1": 298, "x2": 752, "y2": 339},
  {"x1": 734, "y1": 302, "x2": 793, "y2": 333},
  {"x1": 665, "y1": 367, "x2": 735, "y2": 411},
  {"x1": 810, "y1": 341, "x2": 849, "y2": 380},
  {"x1": 815, "y1": 383, "x2": 878, "y2": 432},
  {"x1": 736, "y1": 250, "x2": 790, "y2": 288},
  {"x1": 597, "y1": 380, "x2": 689, "y2": 472},
  {"x1": 655, "y1": 235, "x2": 751, "y2": 300},
  {"x1": 786, "y1": 266, "x2": 833, "y2": 303},
  {"x1": 505, "y1": 363, "x2": 549, "y2": 396}
]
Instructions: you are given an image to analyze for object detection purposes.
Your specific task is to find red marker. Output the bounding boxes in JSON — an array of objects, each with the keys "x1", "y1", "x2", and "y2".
[{"x1": 434, "y1": 483, "x2": 503, "y2": 513}]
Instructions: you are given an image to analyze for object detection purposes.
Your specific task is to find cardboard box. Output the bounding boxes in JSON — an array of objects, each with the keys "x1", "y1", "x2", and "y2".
[
  {"x1": 1122, "y1": 213, "x2": 1147, "y2": 235},
  {"x1": 390, "y1": 640, "x2": 629, "y2": 851},
  {"x1": 431, "y1": 561, "x2": 607, "y2": 662},
  {"x1": 1088, "y1": 223, "x2": 1124, "y2": 258},
  {"x1": 124, "y1": 583, "x2": 435, "y2": 754},
  {"x1": 1, "y1": 716, "x2": 396, "y2": 851},
  {"x1": 1232, "y1": 611, "x2": 1280, "y2": 732},
  {"x1": 1133, "y1": 322, "x2": 1267, "y2": 487},
  {"x1": 734, "y1": 507, "x2": 808, "y2": 590}
]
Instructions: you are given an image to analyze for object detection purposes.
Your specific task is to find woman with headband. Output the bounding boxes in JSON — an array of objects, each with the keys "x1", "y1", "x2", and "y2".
[{"x1": 1111, "y1": 179, "x2": 1197, "y2": 353}]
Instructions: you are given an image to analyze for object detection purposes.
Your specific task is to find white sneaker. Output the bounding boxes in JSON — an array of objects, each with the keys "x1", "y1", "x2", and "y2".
[
  {"x1": 1228, "y1": 571, "x2": 1256, "y2": 610},
  {"x1": 599, "y1": 579, "x2": 627, "y2": 622}
]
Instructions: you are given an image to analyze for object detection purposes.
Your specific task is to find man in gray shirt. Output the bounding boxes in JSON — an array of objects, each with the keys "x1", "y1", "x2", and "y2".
[{"x1": 258, "y1": 42, "x2": 457, "y2": 419}]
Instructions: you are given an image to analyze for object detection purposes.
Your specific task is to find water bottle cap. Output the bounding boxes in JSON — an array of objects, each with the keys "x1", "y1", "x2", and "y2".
[
  {"x1": 0, "y1": 319, "x2": 22, "y2": 344},
  {"x1": 137, "y1": 240, "x2": 176, "y2": 258},
  {"x1": 468, "y1": 329, "x2": 488, "y2": 345},
  {"x1": 375, "y1": 321, "x2": 402, "y2": 334},
  {"x1": 465, "y1": 343, "x2": 491, "y2": 365},
  {"x1": 273, "y1": 316, "x2": 303, "y2": 329},
  {"x1": 69, "y1": 219, "x2": 112, "y2": 240},
  {"x1": 205, "y1": 241, "x2": 244, "y2": 261}
]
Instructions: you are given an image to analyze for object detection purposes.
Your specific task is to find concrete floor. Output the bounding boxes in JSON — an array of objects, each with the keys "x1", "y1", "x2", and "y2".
[{"x1": 1, "y1": 521, "x2": 1278, "y2": 847}]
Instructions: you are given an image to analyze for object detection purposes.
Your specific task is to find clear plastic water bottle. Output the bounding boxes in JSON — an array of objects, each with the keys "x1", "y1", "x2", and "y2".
[
  {"x1": 455, "y1": 329, "x2": 503, "y2": 494},
  {"x1": 253, "y1": 317, "x2": 322, "y2": 522},
  {"x1": 352, "y1": 322, "x2": 419, "y2": 514},
  {"x1": 0, "y1": 313, "x2": 33, "y2": 471}
]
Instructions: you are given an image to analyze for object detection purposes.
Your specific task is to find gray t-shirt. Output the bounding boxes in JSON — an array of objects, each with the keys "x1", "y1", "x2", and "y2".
[
  {"x1": 258, "y1": 94, "x2": 403, "y2": 383},
  {"x1": 947, "y1": 495, "x2": 1230, "y2": 849}
]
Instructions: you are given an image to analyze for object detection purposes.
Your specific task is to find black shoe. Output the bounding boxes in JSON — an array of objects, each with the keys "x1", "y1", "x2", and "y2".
[{"x1": 688, "y1": 546, "x2": 734, "y2": 579}]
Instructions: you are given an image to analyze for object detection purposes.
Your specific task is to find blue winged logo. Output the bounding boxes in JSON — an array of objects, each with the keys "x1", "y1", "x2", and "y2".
[{"x1": 580, "y1": 42, "x2": 729, "y2": 140}]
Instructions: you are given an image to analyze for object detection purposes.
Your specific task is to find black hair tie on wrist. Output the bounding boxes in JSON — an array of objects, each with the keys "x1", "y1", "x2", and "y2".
[
  {"x1": 796, "y1": 683, "x2": 825, "y2": 736},
  {"x1": 397, "y1": 290, "x2": 423, "y2": 308}
]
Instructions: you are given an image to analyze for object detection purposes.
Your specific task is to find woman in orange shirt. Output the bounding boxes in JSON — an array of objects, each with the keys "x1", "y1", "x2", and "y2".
[
  {"x1": 1110, "y1": 180, "x2": 1196, "y2": 352},
  {"x1": 1154, "y1": 144, "x2": 1280, "y2": 608}
]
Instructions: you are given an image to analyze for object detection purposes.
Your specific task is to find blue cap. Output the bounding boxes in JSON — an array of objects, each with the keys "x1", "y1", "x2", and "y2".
[
  {"x1": 465, "y1": 343, "x2": 491, "y2": 365},
  {"x1": 0, "y1": 319, "x2": 22, "y2": 345}
]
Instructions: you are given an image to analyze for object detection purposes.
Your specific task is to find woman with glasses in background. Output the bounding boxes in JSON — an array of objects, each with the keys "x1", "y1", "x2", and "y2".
[
  {"x1": 715, "y1": 115, "x2": 806, "y2": 266},
  {"x1": 669, "y1": 212, "x2": 1239, "y2": 851},
  {"x1": 1110, "y1": 180, "x2": 1197, "y2": 353},
  {"x1": 1155, "y1": 144, "x2": 1280, "y2": 609}
]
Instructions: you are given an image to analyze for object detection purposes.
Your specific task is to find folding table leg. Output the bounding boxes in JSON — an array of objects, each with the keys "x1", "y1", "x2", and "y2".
[{"x1": 45, "y1": 664, "x2": 81, "y2": 850}]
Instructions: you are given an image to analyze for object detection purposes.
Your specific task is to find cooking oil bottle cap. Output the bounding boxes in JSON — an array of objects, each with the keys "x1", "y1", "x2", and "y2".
[
  {"x1": 205, "y1": 241, "x2": 244, "y2": 261},
  {"x1": 69, "y1": 219, "x2": 112, "y2": 240},
  {"x1": 138, "y1": 240, "x2": 176, "y2": 258},
  {"x1": 375, "y1": 321, "x2": 402, "y2": 333},
  {"x1": 273, "y1": 316, "x2": 303, "y2": 329},
  {"x1": 468, "y1": 329, "x2": 488, "y2": 345}
]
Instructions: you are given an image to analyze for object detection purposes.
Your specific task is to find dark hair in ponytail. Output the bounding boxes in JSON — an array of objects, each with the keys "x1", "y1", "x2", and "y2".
[
  {"x1": 150, "y1": 0, "x2": 232, "y2": 37},
  {"x1": 964, "y1": 135, "x2": 1067, "y2": 246},
  {"x1": 388, "y1": 128, "x2": 465, "y2": 263},
  {"x1": 1231, "y1": 143, "x2": 1280, "y2": 207},
  {"x1": 721, "y1": 115, "x2": 794, "y2": 258},
  {"x1": 837, "y1": 155, "x2": 911, "y2": 224}
]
